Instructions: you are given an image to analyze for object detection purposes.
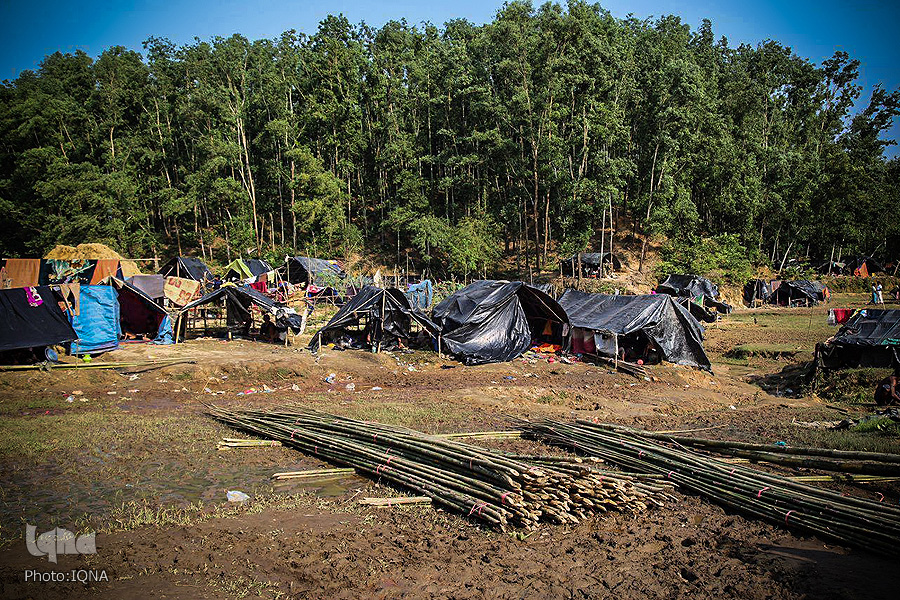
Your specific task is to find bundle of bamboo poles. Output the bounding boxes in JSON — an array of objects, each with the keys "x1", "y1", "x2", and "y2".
[
  {"x1": 625, "y1": 430, "x2": 900, "y2": 476},
  {"x1": 515, "y1": 418, "x2": 900, "y2": 556},
  {"x1": 206, "y1": 405, "x2": 672, "y2": 530}
]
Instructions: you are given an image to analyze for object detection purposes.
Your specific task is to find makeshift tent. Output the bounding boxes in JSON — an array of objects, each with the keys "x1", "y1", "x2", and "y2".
[
  {"x1": 158, "y1": 257, "x2": 213, "y2": 282},
  {"x1": 558, "y1": 289, "x2": 711, "y2": 370},
  {"x1": 743, "y1": 279, "x2": 773, "y2": 306},
  {"x1": 816, "y1": 261, "x2": 845, "y2": 275},
  {"x1": 309, "y1": 286, "x2": 439, "y2": 352},
  {"x1": 109, "y1": 278, "x2": 170, "y2": 339},
  {"x1": 769, "y1": 280, "x2": 828, "y2": 306},
  {"x1": 70, "y1": 285, "x2": 121, "y2": 354},
  {"x1": 280, "y1": 256, "x2": 345, "y2": 285},
  {"x1": 816, "y1": 309, "x2": 900, "y2": 370},
  {"x1": 559, "y1": 253, "x2": 622, "y2": 277},
  {"x1": 224, "y1": 258, "x2": 273, "y2": 281},
  {"x1": 655, "y1": 275, "x2": 732, "y2": 316},
  {"x1": 179, "y1": 284, "x2": 302, "y2": 335},
  {"x1": 433, "y1": 280, "x2": 569, "y2": 365},
  {"x1": 0, "y1": 286, "x2": 77, "y2": 352},
  {"x1": 844, "y1": 256, "x2": 885, "y2": 277}
]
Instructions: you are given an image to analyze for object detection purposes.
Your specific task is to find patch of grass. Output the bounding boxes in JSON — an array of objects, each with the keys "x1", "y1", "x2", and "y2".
[
  {"x1": 815, "y1": 368, "x2": 892, "y2": 404},
  {"x1": 172, "y1": 371, "x2": 194, "y2": 381},
  {"x1": 0, "y1": 412, "x2": 222, "y2": 461},
  {"x1": 851, "y1": 417, "x2": 900, "y2": 436},
  {"x1": 725, "y1": 343, "x2": 804, "y2": 359}
]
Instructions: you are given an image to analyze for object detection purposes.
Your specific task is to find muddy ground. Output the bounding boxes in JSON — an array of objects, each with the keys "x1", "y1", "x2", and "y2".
[{"x1": 1, "y1": 292, "x2": 898, "y2": 599}]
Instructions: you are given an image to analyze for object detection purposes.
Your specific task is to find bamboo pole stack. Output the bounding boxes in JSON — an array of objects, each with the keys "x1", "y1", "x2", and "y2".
[
  {"x1": 206, "y1": 405, "x2": 672, "y2": 530},
  {"x1": 515, "y1": 418, "x2": 900, "y2": 557}
]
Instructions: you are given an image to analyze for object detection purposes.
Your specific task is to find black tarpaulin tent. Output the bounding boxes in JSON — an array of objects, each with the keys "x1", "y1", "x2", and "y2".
[
  {"x1": 179, "y1": 285, "x2": 302, "y2": 334},
  {"x1": 558, "y1": 289, "x2": 711, "y2": 370},
  {"x1": 744, "y1": 279, "x2": 773, "y2": 306},
  {"x1": 816, "y1": 309, "x2": 900, "y2": 370},
  {"x1": 281, "y1": 256, "x2": 345, "y2": 285},
  {"x1": 559, "y1": 253, "x2": 622, "y2": 277},
  {"x1": 0, "y1": 286, "x2": 78, "y2": 353},
  {"x1": 158, "y1": 257, "x2": 213, "y2": 282},
  {"x1": 655, "y1": 274, "x2": 732, "y2": 316},
  {"x1": 432, "y1": 280, "x2": 569, "y2": 365},
  {"x1": 769, "y1": 280, "x2": 828, "y2": 306},
  {"x1": 308, "y1": 285, "x2": 439, "y2": 352}
]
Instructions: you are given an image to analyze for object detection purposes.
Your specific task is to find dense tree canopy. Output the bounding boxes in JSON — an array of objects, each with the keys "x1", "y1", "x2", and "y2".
[{"x1": 1, "y1": 1, "x2": 897, "y2": 278}]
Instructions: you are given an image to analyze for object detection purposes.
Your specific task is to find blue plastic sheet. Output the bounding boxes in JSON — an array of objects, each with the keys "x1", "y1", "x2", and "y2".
[{"x1": 69, "y1": 285, "x2": 120, "y2": 354}]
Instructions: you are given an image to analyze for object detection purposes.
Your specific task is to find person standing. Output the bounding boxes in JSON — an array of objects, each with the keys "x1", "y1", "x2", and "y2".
[{"x1": 876, "y1": 283, "x2": 884, "y2": 305}]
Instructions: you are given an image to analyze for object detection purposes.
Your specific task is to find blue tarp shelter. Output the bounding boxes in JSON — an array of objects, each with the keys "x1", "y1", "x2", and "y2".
[{"x1": 70, "y1": 285, "x2": 121, "y2": 354}]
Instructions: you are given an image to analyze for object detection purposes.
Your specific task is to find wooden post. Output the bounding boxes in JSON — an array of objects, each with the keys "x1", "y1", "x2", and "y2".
[
  {"x1": 614, "y1": 334, "x2": 618, "y2": 372},
  {"x1": 577, "y1": 253, "x2": 582, "y2": 287},
  {"x1": 376, "y1": 291, "x2": 386, "y2": 353}
]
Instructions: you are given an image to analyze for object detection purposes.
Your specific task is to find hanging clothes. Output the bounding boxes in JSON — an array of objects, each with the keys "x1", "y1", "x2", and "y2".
[
  {"x1": 90, "y1": 259, "x2": 121, "y2": 285},
  {"x1": 3, "y1": 259, "x2": 40, "y2": 288},
  {"x1": 58, "y1": 283, "x2": 81, "y2": 316},
  {"x1": 24, "y1": 287, "x2": 43, "y2": 307}
]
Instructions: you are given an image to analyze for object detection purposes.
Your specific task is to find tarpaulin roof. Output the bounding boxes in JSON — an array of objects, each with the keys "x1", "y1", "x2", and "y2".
[
  {"x1": 770, "y1": 280, "x2": 827, "y2": 305},
  {"x1": 158, "y1": 257, "x2": 213, "y2": 282},
  {"x1": 110, "y1": 277, "x2": 169, "y2": 337},
  {"x1": 656, "y1": 275, "x2": 720, "y2": 300},
  {"x1": 0, "y1": 286, "x2": 77, "y2": 352},
  {"x1": 433, "y1": 280, "x2": 568, "y2": 365},
  {"x1": 281, "y1": 256, "x2": 345, "y2": 284},
  {"x1": 558, "y1": 289, "x2": 711, "y2": 370},
  {"x1": 309, "y1": 285, "x2": 439, "y2": 352},
  {"x1": 817, "y1": 309, "x2": 900, "y2": 370},
  {"x1": 224, "y1": 258, "x2": 273, "y2": 280},
  {"x1": 126, "y1": 274, "x2": 166, "y2": 299},
  {"x1": 180, "y1": 284, "x2": 302, "y2": 333},
  {"x1": 70, "y1": 285, "x2": 121, "y2": 354},
  {"x1": 656, "y1": 274, "x2": 732, "y2": 315}
]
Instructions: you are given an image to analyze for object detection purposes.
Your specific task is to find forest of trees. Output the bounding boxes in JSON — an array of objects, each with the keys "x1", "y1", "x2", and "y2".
[{"x1": 1, "y1": 1, "x2": 898, "y2": 279}]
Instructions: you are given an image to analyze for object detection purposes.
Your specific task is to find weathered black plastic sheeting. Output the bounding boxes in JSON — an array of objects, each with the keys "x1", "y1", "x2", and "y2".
[
  {"x1": 656, "y1": 274, "x2": 732, "y2": 314},
  {"x1": 558, "y1": 289, "x2": 711, "y2": 370},
  {"x1": 308, "y1": 285, "x2": 439, "y2": 351},
  {"x1": 816, "y1": 309, "x2": 900, "y2": 370},
  {"x1": 0, "y1": 286, "x2": 78, "y2": 352},
  {"x1": 158, "y1": 257, "x2": 213, "y2": 282},
  {"x1": 180, "y1": 285, "x2": 303, "y2": 333},
  {"x1": 770, "y1": 280, "x2": 827, "y2": 306},
  {"x1": 280, "y1": 256, "x2": 345, "y2": 285},
  {"x1": 433, "y1": 280, "x2": 569, "y2": 365}
]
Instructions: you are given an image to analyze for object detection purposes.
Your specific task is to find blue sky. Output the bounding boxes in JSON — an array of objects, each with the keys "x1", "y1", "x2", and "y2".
[{"x1": 1, "y1": 0, "x2": 898, "y2": 155}]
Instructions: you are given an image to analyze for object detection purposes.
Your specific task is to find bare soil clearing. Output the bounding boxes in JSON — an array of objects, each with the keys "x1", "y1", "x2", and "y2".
[{"x1": 1, "y1": 292, "x2": 898, "y2": 598}]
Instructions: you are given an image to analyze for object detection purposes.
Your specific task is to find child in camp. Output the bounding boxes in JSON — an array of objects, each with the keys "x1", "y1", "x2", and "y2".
[
  {"x1": 874, "y1": 374, "x2": 900, "y2": 406},
  {"x1": 260, "y1": 314, "x2": 278, "y2": 343}
]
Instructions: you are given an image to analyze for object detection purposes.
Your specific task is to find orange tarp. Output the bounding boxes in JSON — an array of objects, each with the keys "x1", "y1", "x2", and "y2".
[
  {"x1": 90, "y1": 259, "x2": 120, "y2": 285},
  {"x1": 3, "y1": 258, "x2": 40, "y2": 288}
]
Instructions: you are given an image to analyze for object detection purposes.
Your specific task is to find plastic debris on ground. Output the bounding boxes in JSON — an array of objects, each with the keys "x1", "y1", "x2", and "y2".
[
  {"x1": 226, "y1": 490, "x2": 250, "y2": 503},
  {"x1": 325, "y1": 373, "x2": 336, "y2": 384},
  {"x1": 345, "y1": 383, "x2": 356, "y2": 392}
]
